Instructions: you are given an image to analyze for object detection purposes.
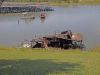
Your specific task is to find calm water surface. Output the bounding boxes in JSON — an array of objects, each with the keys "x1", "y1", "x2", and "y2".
[{"x1": 0, "y1": 5, "x2": 100, "y2": 49}]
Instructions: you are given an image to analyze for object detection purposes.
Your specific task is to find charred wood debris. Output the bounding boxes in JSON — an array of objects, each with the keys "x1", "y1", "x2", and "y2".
[{"x1": 23, "y1": 30, "x2": 86, "y2": 50}]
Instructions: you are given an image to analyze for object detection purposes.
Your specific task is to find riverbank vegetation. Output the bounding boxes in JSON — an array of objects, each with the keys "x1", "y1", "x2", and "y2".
[
  {"x1": 0, "y1": 46, "x2": 100, "y2": 75},
  {"x1": 6, "y1": 0, "x2": 100, "y2": 5},
  {"x1": 0, "y1": 45, "x2": 100, "y2": 52}
]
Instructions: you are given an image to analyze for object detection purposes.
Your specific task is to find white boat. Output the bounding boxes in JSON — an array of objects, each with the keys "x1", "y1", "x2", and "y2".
[{"x1": 21, "y1": 12, "x2": 35, "y2": 19}]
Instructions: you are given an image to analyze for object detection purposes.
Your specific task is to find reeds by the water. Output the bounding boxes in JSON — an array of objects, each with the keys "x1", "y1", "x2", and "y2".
[{"x1": 0, "y1": 45, "x2": 100, "y2": 52}]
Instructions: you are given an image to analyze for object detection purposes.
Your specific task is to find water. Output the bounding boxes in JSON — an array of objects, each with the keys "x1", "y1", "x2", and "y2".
[{"x1": 0, "y1": 5, "x2": 100, "y2": 49}]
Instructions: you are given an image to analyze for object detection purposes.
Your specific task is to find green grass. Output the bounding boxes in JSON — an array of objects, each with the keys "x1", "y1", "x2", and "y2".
[
  {"x1": 7, "y1": 1, "x2": 100, "y2": 5},
  {"x1": 0, "y1": 46, "x2": 100, "y2": 75},
  {"x1": 38, "y1": 1, "x2": 100, "y2": 5}
]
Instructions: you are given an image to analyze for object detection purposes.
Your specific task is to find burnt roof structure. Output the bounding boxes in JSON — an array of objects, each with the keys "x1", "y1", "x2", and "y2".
[
  {"x1": 30, "y1": 38, "x2": 43, "y2": 42},
  {"x1": 72, "y1": 33, "x2": 83, "y2": 41},
  {"x1": 30, "y1": 30, "x2": 85, "y2": 50}
]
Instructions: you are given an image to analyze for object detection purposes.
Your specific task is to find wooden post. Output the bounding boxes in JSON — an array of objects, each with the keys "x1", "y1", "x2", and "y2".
[{"x1": 44, "y1": 41, "x2": 48, "y2": 49}]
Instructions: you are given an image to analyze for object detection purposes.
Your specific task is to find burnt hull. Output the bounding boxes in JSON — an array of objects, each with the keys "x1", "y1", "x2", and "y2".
[{"x1": 30, "y1": 30, "x2": 86, "y2": 50}]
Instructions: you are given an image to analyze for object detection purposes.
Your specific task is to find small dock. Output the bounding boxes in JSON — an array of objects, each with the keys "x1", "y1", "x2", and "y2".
[{"x1": 0, "y1": 2, "x2": 54, "y2": 13}]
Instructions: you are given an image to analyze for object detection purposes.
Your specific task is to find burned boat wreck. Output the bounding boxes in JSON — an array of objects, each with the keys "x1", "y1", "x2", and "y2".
[{"x1": 29, "y1": 30, "x2": 86, "y2": 50}]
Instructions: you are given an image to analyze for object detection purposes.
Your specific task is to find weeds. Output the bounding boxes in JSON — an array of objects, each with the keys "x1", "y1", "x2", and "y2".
[{"x1": 0, "y1": 45, "x2": 100, "y2": 52}]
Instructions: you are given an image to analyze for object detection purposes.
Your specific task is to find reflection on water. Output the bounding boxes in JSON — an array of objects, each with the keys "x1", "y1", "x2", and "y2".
[
  {"x1": 40, "y1": 18, "x2": 45, "y2": 23},
  {"x1": 94, "y1": 23, "x2": 100, "y2": 35},
  {"x1": 21, "y1": 18, "x2": 35, "y2": 24}
]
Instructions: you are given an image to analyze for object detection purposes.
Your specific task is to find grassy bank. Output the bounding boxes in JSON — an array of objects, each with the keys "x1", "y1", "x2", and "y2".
[
  {"x1": 41, "y1": 1, "x2": 100, "y2": 5},
  {"x1": 8, "y1": 1, "x2": 100, "y2": 5},
  {"x1": 0, "y1": 46, "x2": 100, "y2": 75}
]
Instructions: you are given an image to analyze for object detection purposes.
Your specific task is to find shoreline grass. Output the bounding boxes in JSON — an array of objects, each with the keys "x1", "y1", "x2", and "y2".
[
  {"x1": 43, "y1": 1, "x2": 100, "y2": 5},
  {"x1": 0, "y1": 45, "x2": 100, "y2": 52},
  {"x1": 7, "y1": 1, "x2": 100, "y2": 5}
]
